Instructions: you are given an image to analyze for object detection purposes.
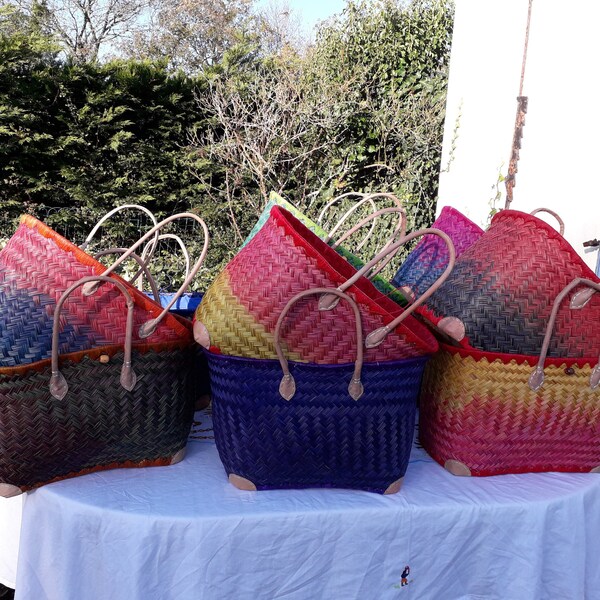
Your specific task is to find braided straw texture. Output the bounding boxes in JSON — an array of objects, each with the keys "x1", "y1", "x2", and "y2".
[
  {"x1": 0, "y1": 216, "x2": 192, "y2": 367},
  {"x1": 244, "y1": 193, "x2": 407, "y2": 305},
  {"x1": 392, "y1": 205, "x2": 483, "y2": 296},
  {"x1": 206, "y1": 349, "x2": 428, "y2": 493},
  {"x1": 0, "y1": 346, "x2": 197, "y2": 490},
  {"x1": 417, "y1": 210, "x2": 600, "y2": 357},
  {"x1": 419, "y1": 345, "x2": 600, "y2": 476},
  {"x1": 197, "y1": 206, "x2": 437, "y2": 364}
]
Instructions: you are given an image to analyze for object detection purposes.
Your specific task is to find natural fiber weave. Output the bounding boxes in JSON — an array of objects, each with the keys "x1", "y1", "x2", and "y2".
[
  {"x1": 206, "y1": 349, "x2": 428, "y2": 493},
  {"x1": 392, "y1": 206, "x2": 483, "y2": 297},
  {"x1": 0, "y1": 215, "x2": 191, "y2": 366},
  {"x1": 244, "y1": 192, "x2": 408, "y2": 305},
  {"x1": 197, "y1": 206, "x2": 438, "y2": 363},
  {"x1": 0, "y1": 344, "x2": 196, "y2": 491},
  {"x1": 417, "y1": 210, "x2": 600, "y2": 357},
  {"x1": 419, "y1": 345, "x2": 600, "y2": 476}
]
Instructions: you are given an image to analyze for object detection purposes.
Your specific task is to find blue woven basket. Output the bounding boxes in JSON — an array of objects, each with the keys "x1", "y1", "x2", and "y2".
[{"x1": 206, "y1": 351, "x2": 428, "y2": 494}]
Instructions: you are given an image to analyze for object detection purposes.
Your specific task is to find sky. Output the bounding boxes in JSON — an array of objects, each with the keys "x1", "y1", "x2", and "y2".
[{"x1": 255, "y1": 0, "x2": 348, "y2": 38}]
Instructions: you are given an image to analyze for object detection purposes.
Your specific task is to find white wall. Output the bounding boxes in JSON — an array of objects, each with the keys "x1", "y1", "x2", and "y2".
[{"x1": 438, "y1": 0, "x2": 600, "y2": 271}]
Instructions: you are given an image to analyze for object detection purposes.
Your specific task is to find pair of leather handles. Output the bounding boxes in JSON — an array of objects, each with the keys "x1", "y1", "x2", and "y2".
[{"x1": 49, "y1": 212, "x2": 209, "y2": 400}]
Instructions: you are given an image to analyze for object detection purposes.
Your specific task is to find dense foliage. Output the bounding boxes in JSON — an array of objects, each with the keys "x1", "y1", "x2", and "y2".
[{"x1": 0, "y1": 0, "x2": 454, "y2": 289}]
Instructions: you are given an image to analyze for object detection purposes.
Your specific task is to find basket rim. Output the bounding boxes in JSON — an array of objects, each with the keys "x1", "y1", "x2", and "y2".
[
  {"x1": 440, "y1": 341, "x2": 598, "y2": 369},
  {"x1": 204, "y1": 346, "x2": 430, "y2": 370},
  {"x1": 263, "y1": 205, "x2": 439, "y2": 355}
]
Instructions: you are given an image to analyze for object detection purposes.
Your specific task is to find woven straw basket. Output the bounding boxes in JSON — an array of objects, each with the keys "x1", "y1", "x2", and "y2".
[
  {"x1": 419, "y1": 278, "x2": 600, "y2": 476},
  {"x1": 206, "y1": 288, "x2": 429, "y2": 494},
  {"x1": 195, "y1": 206, "x2": 456, "y2": 364},
  {"x1": 392, "y1": 205, "x2": 483, "y2": 297},
  {"x1": 417, "y1": 209, "x2": 600, "y2": 357},
  {"x1": 0, "y1": 215, "x2": 208, "y2": 495}
]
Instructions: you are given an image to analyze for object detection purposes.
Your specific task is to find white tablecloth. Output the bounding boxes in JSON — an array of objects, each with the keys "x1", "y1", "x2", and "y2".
[
  {"x1": 9, "y1": 410, "x2": 600, "y2": 600},
  {"x1": 0, "y1": 494, "x2": 23, "y2": 589}
]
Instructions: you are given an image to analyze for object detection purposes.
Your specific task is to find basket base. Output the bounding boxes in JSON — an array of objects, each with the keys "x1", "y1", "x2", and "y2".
[
  {"x1": 170, "y1": 448, "x2": 187, "y2": 465},
  {"x1": 0, "y1": 483, "x2": 22, "y2": 498}
]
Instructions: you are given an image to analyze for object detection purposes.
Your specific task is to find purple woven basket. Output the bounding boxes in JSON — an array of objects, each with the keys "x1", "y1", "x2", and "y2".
[
  {"x1": 207, "y1": 351, "x2": 427, "y2": 494},
  {"x1": 392, "y1": 206, "x2": 483, "y2": 297}
]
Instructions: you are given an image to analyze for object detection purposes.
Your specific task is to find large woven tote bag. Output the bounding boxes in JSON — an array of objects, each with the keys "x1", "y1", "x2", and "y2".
[
  {"x1": 195, "y1": 206, "x2": 454, "y2": 364},
  {"x1": 419, "y1": 277, "x2": 600, "y2": 477},
  {"x1": 391, "y1": 205, "x2": 484, "y2": 298},
  {"x1": 0, "y1": 213, "x2": 209, "y2": 495},
  {"x1": 206, "y1": 288, "x2": 429, "y2": 494},
  {"x1": 416, "y1": 209, "x2": 600, "y2": 357}
]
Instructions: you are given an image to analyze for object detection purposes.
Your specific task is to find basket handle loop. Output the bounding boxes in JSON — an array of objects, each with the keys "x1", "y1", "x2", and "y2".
[
  {"x1": 529, "y1": 278, "x2": 600, "y2": 391},
  {"x1": 319, "y1": 192, "x2": 405, "y2": 252},
  {"x1": 274, "y1": 288, "x2": 364, "y2": 402},
  {"x1": 82, "y1": 213, "x2": 209, "y2": 339},
  {"x1": 139, "y1": 234, "x2": 191, "y2": 292},
  {"x1": 50, "y1": 276, "x2": 137, "y2": 400},
  {"x1": 93, "y1": 248, "x2": 161, "y2": 304},
  {"x1": 330, "y1": 207, "x2": 407, "y2": 278},
  {"x1": 530, "y1": 208, "x2": 565, "y2": 236},
  {"x1": 320, "y1": 228, "x2": 455, "y2": 348}
]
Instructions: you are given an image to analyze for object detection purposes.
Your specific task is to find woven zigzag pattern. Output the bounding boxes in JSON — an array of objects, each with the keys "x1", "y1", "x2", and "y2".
[
  {"x1": 243, "y1": 195, "x2": 408, "y2": 306},
  {"x1": 418, "y1": 210, "x2": 600, "y2": 357},
  {"x1": 198, "y1": 207, "x2": 437, "y2": 364},
  {"x1": 207, "y1": 350, "x2": 428, "y2": 493},
  {"x1": 392, "y1": 206, "x2": 483, "y2": 296},
  {"x1": 0, "y1": 347, "x2": 196, "y2": 490},
  {"x1": 419, "y1": 347, "x2": 600, "y2": 476},
  {"x1": 0, "y1": 218, "x2": 189, "y2": 366}
]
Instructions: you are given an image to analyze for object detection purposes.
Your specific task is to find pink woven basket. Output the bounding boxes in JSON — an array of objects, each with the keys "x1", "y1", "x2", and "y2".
[{"x1": 195, "y1": 206, "x2": 454, "y2": 364}]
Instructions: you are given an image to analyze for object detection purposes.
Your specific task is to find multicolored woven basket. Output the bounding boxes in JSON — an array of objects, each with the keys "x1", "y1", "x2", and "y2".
[
  {"x1": 392, "y1": 205, "x2": 483, "y2": 297},
  {"x1": 417, "y1": 209, "x2": 600, "y2": 357},
  {"x1": 0, "y1": 215, "x2": 206, "y2": 495},
  {"x1": 419, "y1": 278, "x2": 600, "y2": 476},
  {"x1": 206, "y1": 288, "x2": 430, "y2": 494},
  {"x1": 195, "y1": 206, "x2": 444, "y2": 364}
]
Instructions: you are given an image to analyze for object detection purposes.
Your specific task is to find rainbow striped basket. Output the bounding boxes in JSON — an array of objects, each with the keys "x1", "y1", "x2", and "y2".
[
  {"x1": 195, "y1": 206, "x2": 447, "y2": 364},
  {"x1": 0, "y1": 215, "x2": 203, "y2": 495},
  {"x1": 419, "y1": 277, "x2": 600, "y2": 476}
]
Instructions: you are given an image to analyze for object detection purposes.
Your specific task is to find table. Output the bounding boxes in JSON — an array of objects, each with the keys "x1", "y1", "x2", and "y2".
[{"x1": 10, "y1": 409, "x2": 600, "y2": 600}]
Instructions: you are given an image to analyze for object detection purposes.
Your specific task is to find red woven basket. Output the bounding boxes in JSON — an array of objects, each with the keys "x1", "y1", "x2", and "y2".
[
  {"x1": 419, "y1": 277, "x2": 600, "y2": 476},
  {"x1": 416, "y1": 209, "x2": 600, "y2": 358},
  {"x1": 195, "y1": 206, "x2": 451, "y2": 364}
]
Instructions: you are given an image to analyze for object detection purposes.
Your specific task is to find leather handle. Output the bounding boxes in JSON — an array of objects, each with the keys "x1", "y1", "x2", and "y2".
[
  {"x1": 530, "y1": 208, "x2": 565, "y2": 236},
  {"x1": 82, "y1": 213, "x2": 209, "y2": 339},
  {"x1": 49, "y1": 275, "x2": 137, "y2": 400},
  {"x1": 320, "y1": 228, "x2": 455, "y2": 348},
  {"x1": 274, "y1": 288, "x2": 364, "y2": 402},
  {"x1": 139, "y1": 234, "x2": 191, "y2": 292},
  {"x1": 529, "y1": 278, "x2": 600, "y2": 391},
  {"x1": 93, "y1": 248, "x2": 161, "y2": 304},
  {"x1": 330, "y1": 207, "x2": 407, "y2": 278},
  {"x1": 319, "y1": 192, "x2": 404, "y2": 252}
]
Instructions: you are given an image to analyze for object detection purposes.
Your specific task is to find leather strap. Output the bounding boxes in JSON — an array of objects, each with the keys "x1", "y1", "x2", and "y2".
[
  {"x1": 49, "y1": 275, "x2": 137, "y2": 400},
  {"x1": 274, "y1": 288, "x2": 364, "y2": 402},
  {"x1": 530, "y1": 208, "x2": 565, "y2": 236},
  {"x1": 82, "y1": 213, "x2": 209, "y2": 339},
  {"x1": 529, "y1": 277, "x2": 600, "y2": 391}
]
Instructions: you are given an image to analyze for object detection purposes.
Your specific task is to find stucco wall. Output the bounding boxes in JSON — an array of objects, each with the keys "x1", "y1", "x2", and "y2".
[{"x1": 438, "y1": 0, "x2": 600, "y2": 271}]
